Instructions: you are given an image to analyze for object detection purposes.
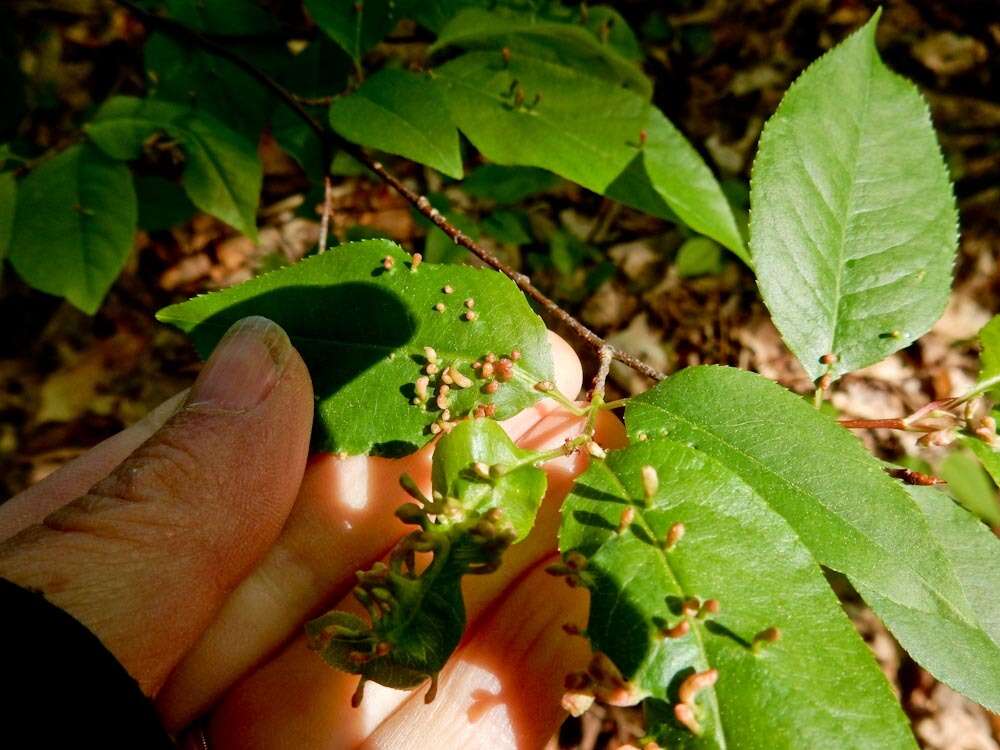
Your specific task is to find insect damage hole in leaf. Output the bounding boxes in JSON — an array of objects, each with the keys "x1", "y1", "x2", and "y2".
[{"x1": 157, "y1": 239, "x2": 554, "y2": 456}]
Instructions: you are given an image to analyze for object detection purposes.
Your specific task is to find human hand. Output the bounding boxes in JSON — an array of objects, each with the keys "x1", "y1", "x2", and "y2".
[{"x1": 0, "y1": 316, "x2": 624, "y2": 749}]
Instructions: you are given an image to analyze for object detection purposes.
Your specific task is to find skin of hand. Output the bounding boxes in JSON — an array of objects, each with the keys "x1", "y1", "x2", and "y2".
[{"x1": 0, "y1": 316, "x2": 626, "y2": 749}]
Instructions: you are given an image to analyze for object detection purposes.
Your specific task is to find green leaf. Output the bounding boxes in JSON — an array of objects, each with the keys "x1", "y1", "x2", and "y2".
[
  {"x1": 307, "y1": 416, "x2": 533, "y2": 693},
  {"x1": 549, "y1": 229, "x2": 592, "y2": 276},
  {"x1": 163, "y1": 0, "x2": 277, "y2": 35},
  {"x1": 7, "y1": 144, "x2": 137, "y2": 314},
  {"x1": 304, "y1": 0, "x2": 396, "y2": 61},
  {"x1": 626, "y1": 366, "x2": 1000, "y2": 711},
  {"x1": 270, "y1": 103, "x2": 326, "y2": 181},
  {"x1": 435, "y1": 50, "x2": 648, "y2": 195},
  {"x1": 145, "y1": 32, "x2": 274, "y2": 140},
  {"x1": 279, "y1": 35, "x2": 352, "y2": 99},
  {"x1": 0, "y1": 171, "x2": 14, "y2": 261},
  {"x1": 431, "y1": 418, "x2": 546, "y2": 540},
  {"x1": 858, "y1": 485, "x2": 1000, "y2": 712},
  {"x1": 461, "y1": 164, "x2": 560, "y2": 204},
  {"x1": 559, "y1": 439, "x2": 915, "y2": 748},
  {"x1": 749, "y1": 12, "x2": 958, "y2": 381},
  {"x1": 329, "y1": 69, "x2": 463, "y2": 178},
  {"x1": 424, "y1": 205, "x2": 478, "y2": 264},
  {"x1": 482, "y1": 209, "x2": 531, "y2": 245},
  {"x1": 977, "y1": 315, "x2": 1000, "y2": 399},
  {"x1": 959, "y1": 438, "x2": 1000, "y2": 525},
  {"x1": 435, "y1": 53, "x2": 744, "y2": 259},
  {"x1": 583, "y1": 6, "x2": 642, "y2": 61},
  {"x1": 398, "y1": 0, "x2": 487, "y2": 33},
  {"x1": 157, "y1": 239, "x2": 554, "y2": 456},
  {"x1": 675, "y1": 237, "x2": 722, "y2": 278},
  {"x1": 606, "y1": 107, "x2": 748, "y2": 262},
  {"x1": 432, "y1": 6, "x2": 651, "y2": 97},
  {"x1": 135, "y1": 175, "x2": 196, "y2": 232},
  {"x1": 86, "y1": 96, "x2": 262, "y2": 239}
]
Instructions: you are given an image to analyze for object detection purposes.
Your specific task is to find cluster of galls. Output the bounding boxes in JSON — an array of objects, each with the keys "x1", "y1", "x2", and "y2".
[
  {"x1": 396, "y1": 472, "x2": 517, "y2": 577},
  {"x1": 309, "y1": 469, "x2": 519, "y2": 708},
  {"x1": 410, "y1": 345, "x2": 523, "y2": 434},
  {"x1": 554, "y1": 464, "x2": 784, "y2": 737}
]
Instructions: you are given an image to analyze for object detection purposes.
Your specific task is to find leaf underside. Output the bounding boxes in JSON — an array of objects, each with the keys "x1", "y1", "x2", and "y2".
[{"x1": 749, "y1": 12, "x2": 957, "y2": 380}]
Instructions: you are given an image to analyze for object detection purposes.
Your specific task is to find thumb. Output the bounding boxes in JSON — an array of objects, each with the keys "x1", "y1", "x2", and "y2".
[{"x1": 0, "y1": 316, "x2": 313, "y2": 694}]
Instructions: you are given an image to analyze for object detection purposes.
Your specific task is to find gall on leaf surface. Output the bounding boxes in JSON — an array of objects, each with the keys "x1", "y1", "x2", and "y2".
[
  {"x1": 431, "y1": 5, "x2": 651, "y2": 97},
  {"x1": 433, "y1": 48, "x2": 745, "y2": 260},
  {"x1": 8, "y1": 143, "x2": 137, "y2": 315},
  {"x1": 307, "y1": 418, "x2": 545, "y2": 691},
  {"x1": 156, "y1": 239, "x2": 554, "y2": 457},
  {"x1": 626, "y1": 366, "x2": 1000, "y2": 711},
  {"x1": 558, "y1": 439, "x2": 914, "y2": 749},
  {"x1": 329, "y1": 68, "x2": 463, "y2": 179},
  {"x1": 85, "y1": 96, "x2": 262, "y2": 240},
  {"x1": 749, "y1": 11, "x2": 957, "y2": 381}
]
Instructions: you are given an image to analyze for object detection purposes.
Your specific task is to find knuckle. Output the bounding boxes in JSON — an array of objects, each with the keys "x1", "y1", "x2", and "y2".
[{"x1": 94, "y1": 429, "x2": 208, "y2": 506}]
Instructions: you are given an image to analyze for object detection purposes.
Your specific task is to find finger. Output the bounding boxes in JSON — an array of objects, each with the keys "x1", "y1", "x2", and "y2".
[
  {"x1": 155, "y1": 330, "x2": 584, "y2": 728},
  {"x1": 361, "y1": 558, "x2": 591, "y2": 750},
  {"x1": 497, "y1": 330, "x2": 583, "y2": 438},
  {"x1": 0, "y1": 317, "x2": 314, "y2": 694},
  {"x1": 0, "y1": 390, "x2": 186, "y2": 541},
  {"x1": 201, "y1": 410, "x2": 625, "y2": 748}
]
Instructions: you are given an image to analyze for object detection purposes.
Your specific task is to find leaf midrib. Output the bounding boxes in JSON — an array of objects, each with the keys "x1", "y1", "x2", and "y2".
[
  {"x1": 601, "y1": 463, "x2": 730, "y2": 749},
  {"x1": 827, "y1": 44, "x2": 875, "y2": 358}
]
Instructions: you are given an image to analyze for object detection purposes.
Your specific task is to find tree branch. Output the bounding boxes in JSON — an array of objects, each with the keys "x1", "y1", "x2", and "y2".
[{"x1": 117, "y1": 0, "x2": 666, "y2": 382}]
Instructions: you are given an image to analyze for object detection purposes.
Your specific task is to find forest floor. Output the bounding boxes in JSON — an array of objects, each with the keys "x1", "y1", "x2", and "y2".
[{"x1": 1, "y1": 1, "x2": 998, "y2": 747}]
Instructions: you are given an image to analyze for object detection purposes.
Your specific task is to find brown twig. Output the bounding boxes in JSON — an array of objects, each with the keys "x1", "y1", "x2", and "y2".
[
  {"x1": 117, "y1": 0, "x2": 666, "y2": 382},
  {"x1": 885, "y1": 467, "x2": 946, "y2": 486},
  {"x1": 591, "y1": 346, "x2": 613, "y2": 400},
  {"x1": 839, "y1": 418, "x2": 912, "y2": 431},
  {"x1": 838, "y1": 398, "x2": 958, "y2": 433}
]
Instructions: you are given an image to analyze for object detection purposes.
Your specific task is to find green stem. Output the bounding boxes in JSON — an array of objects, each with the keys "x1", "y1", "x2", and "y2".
[
  {"x1": 955, "y1": 374, "x2": 1000, "y2": 405},
  {"x1": 601, "y1": 397, "x2": 629, "y2": 410}
]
